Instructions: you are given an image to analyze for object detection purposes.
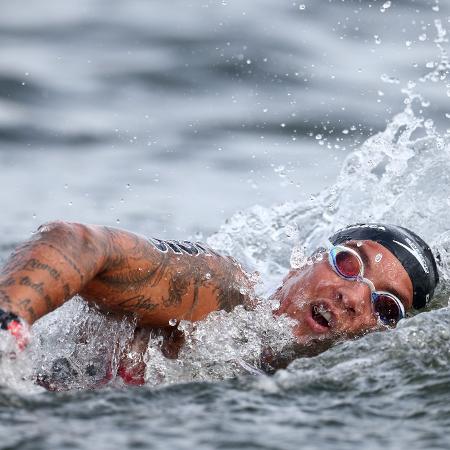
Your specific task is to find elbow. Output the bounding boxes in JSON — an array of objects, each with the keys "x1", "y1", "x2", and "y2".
[
  {"x1": 36, "y1": 221, "x2": 98, "y2": 253},
  {"x1": 35, "y1": 221, "x2": 107, "y2": 273},
  {"x1": 37, "y1": 221, "x2": 88, "y2": 239}
]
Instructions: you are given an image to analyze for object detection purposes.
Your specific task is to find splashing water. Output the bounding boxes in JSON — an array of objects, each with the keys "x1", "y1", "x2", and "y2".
[
  {"x1": 1, "y1": 19, "x2": 449, "y2": 392},
  {"x1": 209, "y1": 20, "x2": 450, "y2": 291},
  {"x1": 29, "y1": 298, "x2": 136, "y2": 390},
  {"x1": 144, "y1": 303, "x2": 296, "y2": 386}
]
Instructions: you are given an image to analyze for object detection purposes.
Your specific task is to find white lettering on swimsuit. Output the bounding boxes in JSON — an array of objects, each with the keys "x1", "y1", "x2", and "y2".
[{"x1": 149, "y1": 238, "x2": 215, "y2": 256}]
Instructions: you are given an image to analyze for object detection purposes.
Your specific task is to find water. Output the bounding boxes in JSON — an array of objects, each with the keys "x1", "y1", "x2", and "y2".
[{"x1": 1, "y1": 0, "x2": 450, "y2": 449}]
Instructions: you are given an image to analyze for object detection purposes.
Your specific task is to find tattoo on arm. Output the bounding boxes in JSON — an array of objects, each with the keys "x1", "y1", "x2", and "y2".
[
  {"x1": 0, "y1": 289, "x2": 12, "y2": 306},
  {"x1": 97, "y1": 252, "x2": 170, "y2": 292},
  {"x1": 0, "y1": 277, "x2": 16, "y2": 288},
  {"x1": 213, "y1": 261, "x2": 249, "y2": 312},
  {"x1": 18, "y1": 298, "x2": 37, "y2": 321},
  {"x1": 97, "y1": 266, "x2": 160, "y2": 289},
  {"x1": 86, "y1": 227, "x2": 253, "y2": 317},
  {"x1": 18, "y1": 276, "x2": 57, "y2": 310},
  {"x1": 37, "y1": 243, "x2": 84, "y2": 282},
  {"x1": 22, "y1": 258, "x2": 61, "y2": 280},
  {"x1": 2, "y1": 244, "x2": 33, "y2": 274},
  {"x1": 117, "y1": 295, "x2": 158, "y2": 312},
  {"x1": 163, "y1": 276, "x2": 190, "y2": 307},
  {"x1": 19, "y1": 276, "x2": 45, "y2": 297},
  {"x1": 63, "y1": 284, "x2": 71, "y2": 299},
  {"x1": 190, "y1": 280, "x2": 200, "y2": 312}
]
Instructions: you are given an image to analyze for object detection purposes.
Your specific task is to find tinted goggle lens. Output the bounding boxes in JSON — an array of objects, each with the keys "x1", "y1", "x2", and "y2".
[
  {"x1": 372, "y1": 293, "x2": 404, "y2": 326},
  {"x1": 333, "y1": 248, "x2": 362, "y2": 278},
  {"x1": 329, "y1": 246, "x2": 406, "y2": 326}
]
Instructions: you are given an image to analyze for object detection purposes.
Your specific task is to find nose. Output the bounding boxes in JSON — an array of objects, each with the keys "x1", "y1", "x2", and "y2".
[{"x1": 336, "y1": 280, "x2": 372, "y2": 316}]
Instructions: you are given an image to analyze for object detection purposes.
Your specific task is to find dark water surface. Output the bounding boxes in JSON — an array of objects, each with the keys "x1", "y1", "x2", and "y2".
[
  {"x1": 2, "y1": 307, "x2": 450, "y2": 450},
  {"x1": 0, "y1": 1, "x2": 450, "y2": 449}
]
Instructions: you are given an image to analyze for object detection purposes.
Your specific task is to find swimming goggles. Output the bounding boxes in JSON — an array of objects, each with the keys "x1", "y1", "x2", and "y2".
[{"x1": 328, "y1": 245, "x2": 405, "y2": 326}]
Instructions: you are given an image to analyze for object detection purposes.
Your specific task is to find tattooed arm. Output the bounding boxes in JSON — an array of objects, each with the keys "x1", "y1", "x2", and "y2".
[{"x1": 0, "y1": 221, "x2": 254, "y2": 326}]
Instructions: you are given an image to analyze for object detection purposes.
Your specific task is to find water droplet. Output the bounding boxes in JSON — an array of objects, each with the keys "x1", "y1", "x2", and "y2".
[
  {"x1": 299, "y1": 4, "x2": 306, "y2": 10},
  {"x1": 315, "y1": 134, "x2": 322, "y2": 140},
  {"x1": 374, "y1": 35, "x2": 381, "y2": 44},
  {"x1": 281, "y1": 123, "x2": 286, "y2": 128},
  {"x1": 290, "y1": 246, "x2": 307, "y2": 269},
  {"x1": 418, "y1": 33, "x2": 427, "y2": 41},
  {"x1": 375, "y1": 253, "x2": 383, "y2": 263},
  {"x1": 168, "y1": 318, "x2": 177, "y2": 326},
  {"x1": 274, "y1": 165, "x2": 286, "y2": 177},
  {"x1": 116, "y1": 218, "x2": 120, "y2": 224},
  {"x1": 342, "y1": 129, "x2": 349, "y2": 134},
  {"x1": 284, "y1": 224, "x2": 299, "y2": 239},
  {"x1": 380, "y1": 74, "x2": 400, "y2": 84}
]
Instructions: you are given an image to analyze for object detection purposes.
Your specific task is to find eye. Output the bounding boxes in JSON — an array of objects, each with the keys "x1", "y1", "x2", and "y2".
[
  {"x1": 373, "y1": 294, "x2": 403, "y2": 326},
  {"x1": 335, "y1": 251, "x2": 361, "y2": 277}
]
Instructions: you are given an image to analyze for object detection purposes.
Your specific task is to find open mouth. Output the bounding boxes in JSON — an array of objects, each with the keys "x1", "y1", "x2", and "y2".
[{"x1": 312, "y1": 305, "x2": 332, "y2": 328}]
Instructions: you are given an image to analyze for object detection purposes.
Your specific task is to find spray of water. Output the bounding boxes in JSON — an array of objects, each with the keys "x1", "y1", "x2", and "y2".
[
  {"x1": 1, "y1": 18, "x2": 449, "y2": 391},
  {"x1": 144, "y1": 302, "x2": 296, "y2": 386}
]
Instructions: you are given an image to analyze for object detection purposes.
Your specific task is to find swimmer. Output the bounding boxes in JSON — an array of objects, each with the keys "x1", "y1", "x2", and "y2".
[{"x1": 0, "y1": 221, "x2": 439, "y2": 387}]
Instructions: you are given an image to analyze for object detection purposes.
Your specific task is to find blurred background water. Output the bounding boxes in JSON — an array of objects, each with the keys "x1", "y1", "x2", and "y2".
[
  {"x1": 0, "y1": 0, "x2": 449, "y2": 449},
  {"x1": 0, "y1": 0, "x2": 448, "y2": 241}
]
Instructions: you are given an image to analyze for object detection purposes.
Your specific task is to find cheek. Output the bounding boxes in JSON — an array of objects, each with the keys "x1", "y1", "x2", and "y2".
[
  {"x1": 288, "y1": 263, "x2": 325, "y2": 299},
  {"x1": 341, "y1": 311, "x2": 379, "y2": 336},
  {"x1": 279, "y1": 263, "x2": 330, "y2": 304}
]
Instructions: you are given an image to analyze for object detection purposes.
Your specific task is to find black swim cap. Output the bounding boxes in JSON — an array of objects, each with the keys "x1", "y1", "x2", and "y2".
[{"x1": 329, "y1": 223, "x2": 439, "y2": 309}]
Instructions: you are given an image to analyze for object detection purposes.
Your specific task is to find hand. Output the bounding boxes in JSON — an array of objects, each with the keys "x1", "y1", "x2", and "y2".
[{"x1": 0, "y1": 309, "x2": 30, "y2": 351}]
